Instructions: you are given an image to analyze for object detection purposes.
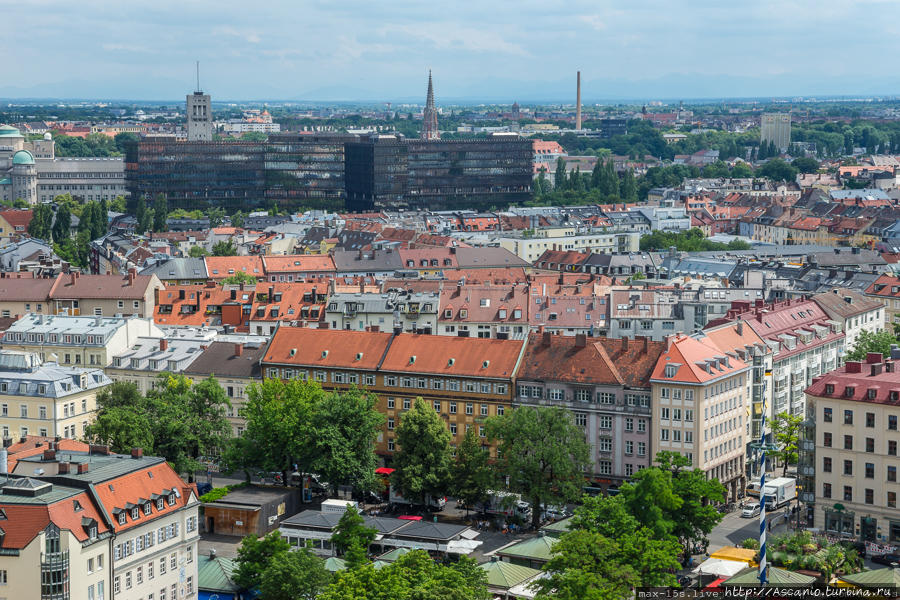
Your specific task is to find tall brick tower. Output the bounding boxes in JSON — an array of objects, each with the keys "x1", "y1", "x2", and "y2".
[{"x1": 421, "y1": 70, "x2": 440, "y2": 140}]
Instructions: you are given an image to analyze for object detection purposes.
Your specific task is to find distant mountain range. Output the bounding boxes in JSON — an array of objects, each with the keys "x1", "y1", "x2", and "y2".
[{"x1": 2, "y1": 72, "x2": 898, "y2": 104}]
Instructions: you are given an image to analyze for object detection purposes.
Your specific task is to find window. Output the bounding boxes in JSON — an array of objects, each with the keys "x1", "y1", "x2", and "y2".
[
  {"x1": 170, "y1": 553, "x2": 177, "y2": 570},
  {"x1": 637, "y1": 420, "x2": 646, "y2": 433},
  {"x1": 465, "y1": 403, "x2": 473, "y2": 415},
  {"x1": 114, "y1": 577, "x2": 120, "y2": 595},
  {"x1": 597, "y1": 392, "x2": 615, "y2": 405},
  {"x1": 890, "y1": 441, "x2": 898, "y2": 456},
  {"x1": 865, "y1": 489, "x2": 874, "y2": 505},
  {"x1": 497, "y1": 405, "x2": 505, "y2": 416},
  {"x1": 148, "y1": 561, "x2": 154, "y2": 579},
  {"x1": 844, "y1": 409, "x2": 853, "y2": 425},
  {"x1": 637, "y1": 442, "x2": 646, "y2": 456},
  {"x1": 888, "y1": 415, "x2": 897, "y2": 430},
  {"x1": 823, "y1": 457, "x2": 832, "y2": 473},
  {"x1": 866, "y1": 412, "x2": 875, "y2": 428},
  {"x1": 574, "y1": 412, "x2": 587, "y2": 427},
  {"x1": 479, "y1": 425, "x2": 485, "y2": 438},
  {"x1": 387, "y1": 418, "x2": 394, "y2": 431},
  {"x1": 448, "y1": 401, "x2": 457, "y2": 415},
  {"x1": 187, "y1": 576, "x2": 193, "y2": 594},
  {"x1": 889, "y1": 492, "x2": 897, "y2": 509},
  {"x1": 823, "y1": 432, "x2": 832, "y2": 447},
  {"x1": 866, "y1": 437, "x2": 875, "y2": 453},
  {"x1": 844, "y1": 460, "x2": 853, "y2": 476},
  {"x1": 823, "y1": 407, "x2": 832, "y2": 422},
  {"x1": 480, "y1": 404, "x2": 488, "y2": 416},
  {"x1": 125, "y1": 571, "x2": 132, "y2": 589},
  {"x1": 156, "y1": 497, "x2": 164, "y2": 511},
  {"x1": 889, "y1": 466, "x2": 897, "y2": 482},
  {"x1": 450, "y1": 424, "x2": 457, "y2": 435},
  {"x1": 402, "y1": 398, "x2": 411, "y2": 410},
  {"x1": 137, "y1": 566, "x2": 143, "y2": 585},
  {"x1": 387, "y1": 439, "x2": 395, "y2": 452},
  {"x1": 823, "y1": 483, "x2": 832, "y2": 498},
  {"x1": 865, "y1": 462, "x2": 874, "y2": 478},
  {"x1": 685, "y1": 409, "x2": 693, "y2": 422},
  {"x1": 660, "y1": 429, "x2": 669, "y2": 441},
  {"x1": 843, "y1": 486, "x2": 852, "y2": 502},
  {"x1": 661, "y1": 407, "x2": 670, "y2": 420},
  {"x1": 131, "y1": 507, "x2": 139, "y2": 520},
  {"x1": 625, "y1": 440, "x2": 634, "y2": 454},
  {"x1": 118, "y1": 512, "x2": 126, "y2": 525},
  {"x1": 599, "y1": 415, "x2": 612, "y2": 429},
  {"x1": 685, "y1": 431, "x2": 693, "y2": 443},
  {"x1": 625, "y1": 418, "x2": 633, "y2": 432},
  {"x1": 844, "y1": 435, "x2": 853, "y2": 450}
]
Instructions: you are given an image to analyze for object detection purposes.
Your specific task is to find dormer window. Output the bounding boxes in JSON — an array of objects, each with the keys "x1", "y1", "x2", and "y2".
[
  {"x1": 131, "y1": 507, "x2": 139, "y2": 520},
  {"x1": 156, "y1": 497, "x2": 164, "y2": 511},
  {"x1": 844, "y1": 386, "x2": 855, "y2": 398},
  {"x1": 118, "y1": 512, "x2": 126, "y2": 525},
  {"x1": 168, "y1": 493, "x2": 176, "y2": 506},
  {"x1": 664, "y1": 364, "x2": 678, "y2": 378},
  {"x1": 825, "y1": 384, "x2": 835, "y2": 395},
  {"x1": 143, "y1": 503, "x2": 152, "y2": 516}
]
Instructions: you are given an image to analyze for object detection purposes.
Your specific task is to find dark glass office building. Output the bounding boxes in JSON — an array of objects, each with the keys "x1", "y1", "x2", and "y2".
[
  {"x1": 345, "y1": 134, "x2": 532, "y2": 212},
  {"x1": 129, "y1": 133, "x2": 532, "y2": 212}
]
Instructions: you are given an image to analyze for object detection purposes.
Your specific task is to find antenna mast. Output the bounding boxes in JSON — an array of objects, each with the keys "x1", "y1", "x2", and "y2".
[{"x1": 196, "y1": 61, "x2": 200, "y2": 93}]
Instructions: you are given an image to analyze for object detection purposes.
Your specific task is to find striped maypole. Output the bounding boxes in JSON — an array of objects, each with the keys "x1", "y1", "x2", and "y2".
[{"x1": 758, "y1": 403, "x2": 769, "y2": 585}]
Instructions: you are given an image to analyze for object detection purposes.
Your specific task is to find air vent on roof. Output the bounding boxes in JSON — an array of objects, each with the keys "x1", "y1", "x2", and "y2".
[
  {"x1": 289, "y1": 348, "x2": 297, "y2": 357},
  {"x1": 448, "y1": 358, "x2": 455, "y2": 366},
  {"x1": 482, "y1": 360, "x2": 490, "y2": 368},
  {"x1": 409, "y1": 356, "x2": 416, "y2": 364},
  {"x1": 356, "y1": 352, "x2": 363, "y2": 361},
  {"x1": 321, "y1": 350, "x2": 329, "y2": 359}
]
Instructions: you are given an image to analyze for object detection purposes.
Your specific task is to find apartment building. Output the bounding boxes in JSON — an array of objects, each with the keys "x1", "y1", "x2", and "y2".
[
  {"x1": 864, "y1": 274, "x2": 900, "y2": 329},
  {"x1": 325, "y1": 290, "x2": 439, "y2": 334},
  {"x1": 183, "y1": 341, "x2": 266, "y2": 437},
  {"x1": 515, "y1": 332, "x2": 664, "y2": 491},
  {"x1": 811, "y1": 288, "x2": 884, "y2": 350},
  {"x1": 106, "y1": 329, "x2": 218, "y2": 394},
  {"x1": 650, "y1": 333, "x2": 750, "y2": 501},
  {"x1": 2, "y1": 314, "x2": 164, "y2": 367},
  {"x1": 0, "y1": 351, "x2": 111, "y2": 441},
  {"x1": 1, "y1": 445, "x2": 200, "y2": 600},
  {"x1": 0, "y1": 271, "x2": 163, "y2": 320},
  {"x1": 438, "y1": 284, "x2": 530, "y2": 339},
  {"x1": 260, "y1": 329, "x2": 526, "y2": 456},
  {"x1": 709, "y1": 298, "x2": 845, "y2": 420},
  {"x1": 804, "y1": 351, "x2": 900, "y2": 544},
  {"x1": 498, "y1": 232, "x2": 640, "y2": 262}
]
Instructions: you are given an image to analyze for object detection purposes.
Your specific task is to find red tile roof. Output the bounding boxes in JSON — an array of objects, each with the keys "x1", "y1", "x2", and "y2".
[
  {"x1": 0, "y1": 209, "x2": 33, "y2": 229},
  {"x1": 263, "y1": 328, "x2": 393, "y2": 371},
  {"x1": 650, "y1": 333, "x2": 748, "y2": 384},
  {"x1": 805, "y1": 353, "x2": 900, "y2": 405},
  {"x1": 93, "y1": 463, "x2": 196, "y2": 534},
  {"x1": 380, "y1": 334, "x2": 524, "y2": 379},
  {"x1": 262, "y1": 255, "x2": 335, "y2": 273},
  {"x1": 204, "y1": 256, "x2": 264, "y2": 279},
  {"x1": 518, "y1": 333, "x2": 665, "y2": 387},
  {"x1": 6, "y1": 436, "x2": 91, "y2": 472}
]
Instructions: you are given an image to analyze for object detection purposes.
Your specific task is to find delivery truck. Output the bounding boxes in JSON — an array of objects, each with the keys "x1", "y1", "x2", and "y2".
[
  {"x1": 472, "y1": 491, "x2": 531, "y2": 519},
  {"x1": 761, "y1": 477, "x2": 796, "y2": 509}
]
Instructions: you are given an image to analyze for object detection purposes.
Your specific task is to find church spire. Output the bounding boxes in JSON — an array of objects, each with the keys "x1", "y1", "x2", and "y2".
[{"x1": 421, "y1": 70, "x2": 440, "y2": 140}]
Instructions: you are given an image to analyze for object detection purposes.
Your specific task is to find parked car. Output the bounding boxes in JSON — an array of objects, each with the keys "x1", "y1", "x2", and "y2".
[
  {"x1": 741, "y1": 502, "x2": 761, "y2": 518},
  {"x1": 871, "y1": 552, "x2": 900, "y2": 566}
]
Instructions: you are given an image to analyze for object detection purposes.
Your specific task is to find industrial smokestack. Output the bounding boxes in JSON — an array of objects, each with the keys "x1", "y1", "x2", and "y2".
[{"x1": 575, "y1": 71, "x2": 582, "y2": 131}]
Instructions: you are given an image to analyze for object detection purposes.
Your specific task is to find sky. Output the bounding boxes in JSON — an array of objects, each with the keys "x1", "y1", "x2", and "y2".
[{"x1": 3, "y1": 0, "x2": 900, "y2": 102}]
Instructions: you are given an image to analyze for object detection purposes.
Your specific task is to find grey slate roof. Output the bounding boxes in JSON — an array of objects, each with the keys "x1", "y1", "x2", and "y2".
[{"x1": 140, "y1": 257, "x2": 208, "y2": 280}]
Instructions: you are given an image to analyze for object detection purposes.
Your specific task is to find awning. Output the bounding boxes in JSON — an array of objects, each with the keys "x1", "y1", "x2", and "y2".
[
  {"x1": 446, "y1": 539, "x2": 483, "y2": 554},
  {"x1": 692, "y1": 557, "x2": 746, "y2": 578},
  {"x1": 375, "y1": 467, "x2": 395, "y2": 475},
  {"x1": 459, "y1": 528, "x2": 480, "y2": 540}
]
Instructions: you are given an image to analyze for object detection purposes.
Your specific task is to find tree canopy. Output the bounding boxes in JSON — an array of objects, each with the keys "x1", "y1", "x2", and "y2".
[
  {"x1": 391, "y1": 398, "x2": 453, "y2": 508},
  {"x1": 844, "y1": 329, "x2": 899, "y2": 361},
  {"x1": 771, "y1": 412, "x2": 803, "y2": 476},
  {"x1": 487, "y1": 405, "x2": 591, "y2": 529},
  {"x1": 212, "y1": 240, "x2": 238, "y2": 256},
  {"x1": 451, "y1": 429, "x2": 492, "y2": 516},
  {"x1": 640, "y1": 227, "x2": 751, "y2": 252}
]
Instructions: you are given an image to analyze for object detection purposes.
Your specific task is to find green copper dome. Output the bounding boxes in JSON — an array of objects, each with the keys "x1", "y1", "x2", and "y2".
[
  {"x1": 0, "y1": 125, "x2": 22, "y2": 137},
  {"x1": 12, "y1": 150, "x2": 35, "y2": 165}
]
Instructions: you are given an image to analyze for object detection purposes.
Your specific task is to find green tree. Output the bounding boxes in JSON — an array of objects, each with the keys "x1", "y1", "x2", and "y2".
[
  {"x1": 487, "y1": 406, "x2": 591, "y2": 529},
  {"x1": 320, "y1": 550, "x2": 489, "y2": 600},
  {"x1": 212, "y1": 240, "x2": 238, "y2": 256},
  {"x1": 143, "y1": 375, "x2": 231, "y2": 478},
  {"x1": 331, "y1": 505, "x2": 377, "y2": 559},
  {"x1": 620, "y1": 168, "x2": 638, "y2": 202},
  {"x1": 207, "y1": 206, "x2": 227, "y2": 227},
  {"x1": 188, "y1": 245, "x2": 209, "y2": 258},
  {"x1": 231, "y1": 211, "x2": 245, "y2": 228},
  {"x1": 152, "y1": 194, "x2": 168, "y2": 232},
  {"x1": 554, "y1": 157, "x2": 567, "y2": 191},
  {"x1": 757, "y1": 158, "x2": 798, "y2": 182},
  {"x1": 391, "y1": 398, "x2": 453, "y2": 508},
  {"x1": 792, "y1": 156, "x2": 820, "y2": 174},
  {"x1": 134, "y1": 197, "x2": 150, "y2": 234},
  {"x1": 312, "y1": 388, "x2": 383, "y2": 495},
  {"x1": 622, "y1": 452, "x2": 725, "y2": 558},
  {"x1": 27, "y1": 204, "x2": 53, "y2": 241},
  {"x1": 259, "y1": 548, "x2": 331, "y2": 600},
  {"x1": 83, "y1": 382, "x2": 154, "y2": 452},
  {"x1": 52, "y1": 203, "x2": 71, "y2": 244},
  {"x1": 844, "y1": 329, "x2": 899, "y2": 361},
  {"x1": 222, "y1": 379, "x2": 321, "y2": 483},
  {"x1": 771, "y1": 412, "x2": 803, "y2": 476},
  {"x1": 233, "y1": 531, "x2": 291, "y2": 591},
  {"x1": 220, "y1": 271, "x2": 258, "y2": 286},
  {"x1": 451, "y1": 429, "x2": 492, "y2": 516},
  {"x1": 731, "y1": 162, "x2": 754, "y2": 178}
]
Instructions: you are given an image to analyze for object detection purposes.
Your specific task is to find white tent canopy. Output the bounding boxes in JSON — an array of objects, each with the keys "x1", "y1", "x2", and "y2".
[{"x1": 692, "y1": 557, "x2": 746, "y2": 578}]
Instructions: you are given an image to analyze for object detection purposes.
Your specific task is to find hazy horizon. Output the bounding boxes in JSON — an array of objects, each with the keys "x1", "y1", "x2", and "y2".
[{"x1": 4, "y1": 0, "x2": 900, "y2": 103}]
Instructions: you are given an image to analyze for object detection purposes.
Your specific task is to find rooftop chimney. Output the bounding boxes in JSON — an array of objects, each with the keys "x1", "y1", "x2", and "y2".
[
  {"x1": 159, "y1": 339, "x2": 168, "y2": 352},
  {"x1": 131, "y1": 448, "x2": 143, "y2": 459},
  {"x1": 57, "y1": 462, "x2": 69, "y2": 474},
  {"x1": 866, "y1": 352, "x2": 883, "y2": 364},
  {"x1": 575, "y1": 71, "x2": 582, "y2": 130},
  {"x1": 542, "y1": 331, "x2": 551, "y2": 347},
  {"x1": 575, "y1": 333, "x2": 586, "y2": 348},
  {"x1": 76, "y1": 463, "x2": 89, "y2": 474},
  {"x1": 234, "y1": 343, "x2": 243, "y2": 357}
]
